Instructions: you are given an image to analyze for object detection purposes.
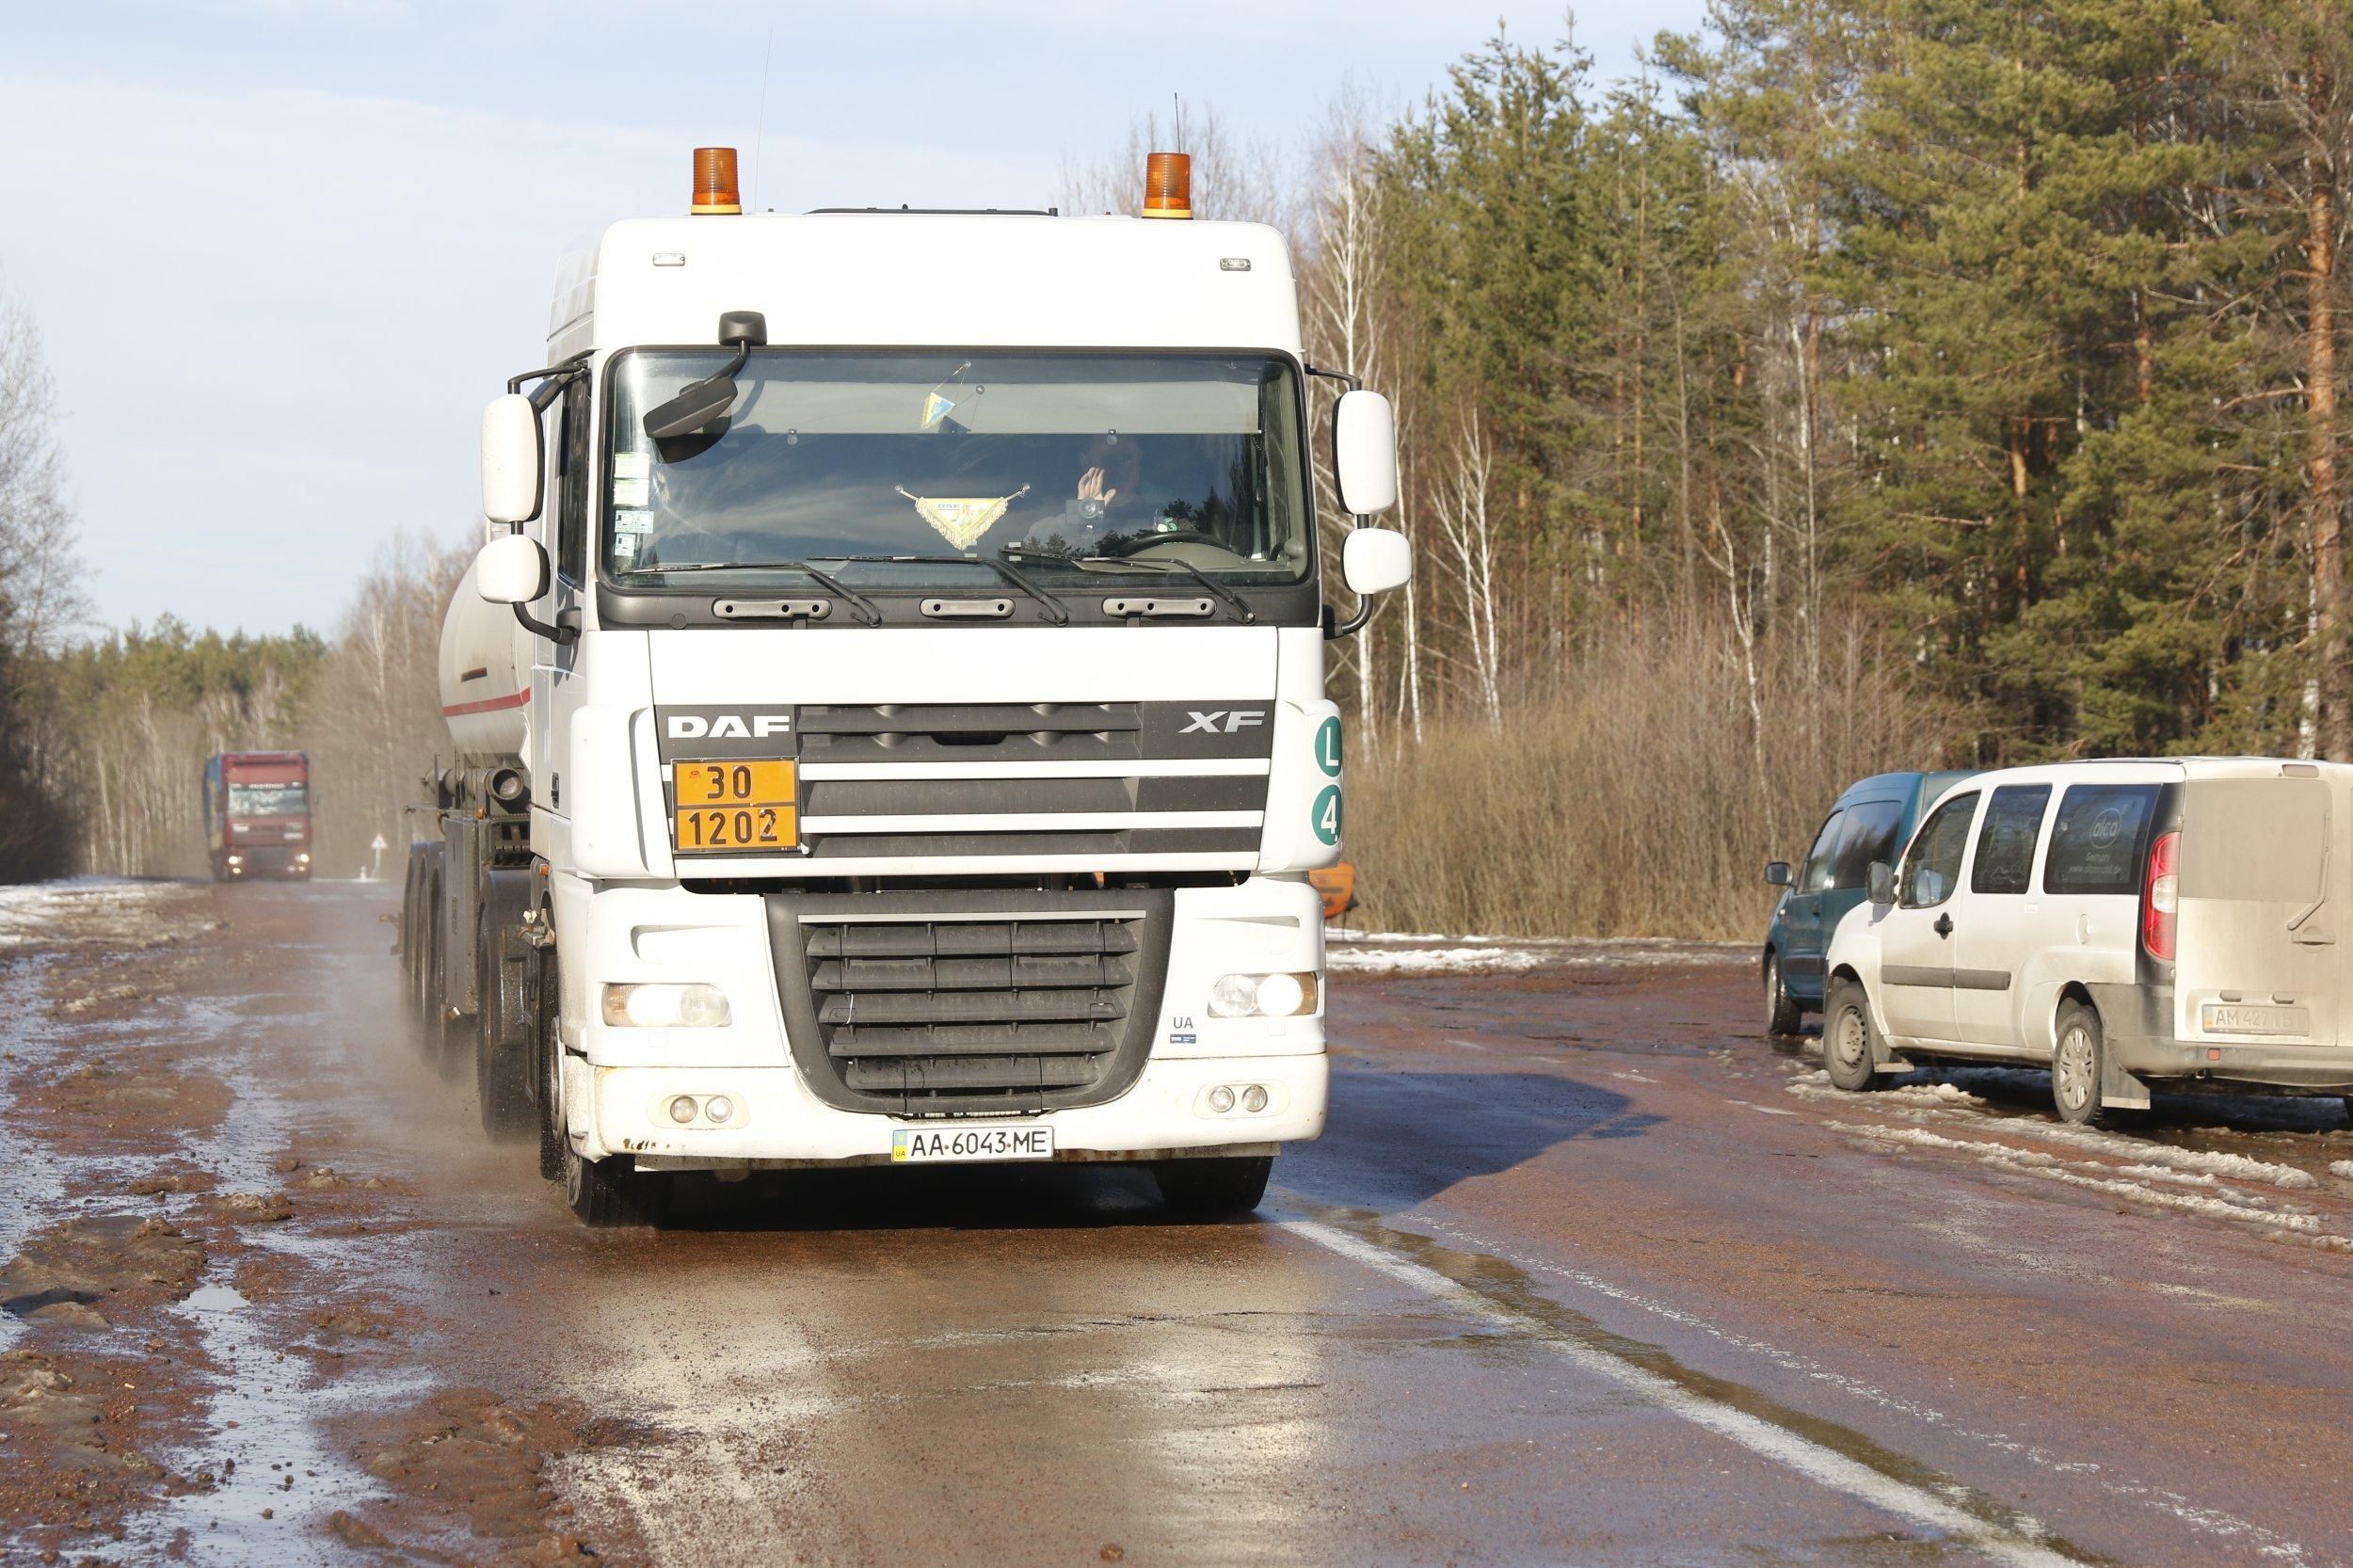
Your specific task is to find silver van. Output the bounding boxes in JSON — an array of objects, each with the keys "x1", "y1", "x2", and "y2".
[{"x1": 1820, "y1": 759, "x2": 2353, "y2": 1125}]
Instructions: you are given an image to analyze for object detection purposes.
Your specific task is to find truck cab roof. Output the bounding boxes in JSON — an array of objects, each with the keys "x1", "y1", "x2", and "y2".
[{"x1": 550, "y1": 213, "x2": 1304, "y2": 360}]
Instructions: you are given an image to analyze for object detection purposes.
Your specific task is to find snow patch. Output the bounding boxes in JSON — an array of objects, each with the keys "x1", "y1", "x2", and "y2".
[
  {"x1": 1325, "y1": 930, "x2": 1744, "y2": 976},
  {"x1": 2331, "y1": 1160, "x2": 2353, "y2": 1181},
  {"x1": 0, "y1": 878, "x2": 194, "y2": 949},
  {"x1": 1831, "y1": 1122, "x2": 2334, "y2": 1238}
]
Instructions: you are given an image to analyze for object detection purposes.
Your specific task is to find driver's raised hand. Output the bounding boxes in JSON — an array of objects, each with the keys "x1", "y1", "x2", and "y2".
[{"x1": 1078, "y1": 466, "x2": 1119, "y2": 506}]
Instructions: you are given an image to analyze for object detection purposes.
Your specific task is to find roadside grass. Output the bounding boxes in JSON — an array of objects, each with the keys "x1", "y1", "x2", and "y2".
[{"x1": 1347, "y1": 621, "x2": 1954, "y2": 941}]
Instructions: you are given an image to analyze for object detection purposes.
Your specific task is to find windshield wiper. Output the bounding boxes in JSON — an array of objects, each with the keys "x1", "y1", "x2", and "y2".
[
  {"x1": 1002, "y1": 545, "x2": 1256, "y2": 625},
  {"x1": 829, "y1": 555, "x2": 1070, "y2": 627},
  {"x1": 614, "y1": 560, "x2": 883, "y2": 626}
]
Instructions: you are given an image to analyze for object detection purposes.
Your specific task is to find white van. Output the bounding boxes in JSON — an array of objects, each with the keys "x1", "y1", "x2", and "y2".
[{"x1": 1819, "y1": 759, "x2": 2353, "y2": 1125}]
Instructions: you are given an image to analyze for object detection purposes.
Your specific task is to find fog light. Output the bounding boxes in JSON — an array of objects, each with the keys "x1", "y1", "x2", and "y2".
[
  {"x1": 1208, "y1": 1084, "x2": 1236, "y2": 1113},
  {"x1": 602, "y1": 984, "x2": 732, "y2": 1028},
  {"x1": 668, "y1": 1095, "x2": 697, "y2": 1125},
  {"x1": 296, "y1": 853, "x2": 311, "y2": 865},
  {"x1": 705, "y1": 1095, "x2": 733, "y2": 1124},
  {"x1": 1241, "y1": 1083, "x2": 1269, "y2": 1113}
]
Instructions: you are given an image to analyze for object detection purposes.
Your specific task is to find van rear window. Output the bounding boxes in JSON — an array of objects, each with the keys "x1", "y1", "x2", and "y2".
[
  {"x1": 2181, "y1": 779, "x2": 2328, "y2": 903},
  {"x1": 2043, "y1": 784, "x2": 2160, "y2": 895}
]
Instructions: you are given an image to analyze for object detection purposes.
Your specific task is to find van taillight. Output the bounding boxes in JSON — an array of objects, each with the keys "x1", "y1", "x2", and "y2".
[{"x1": 2141, "y1": 829, "x2": 2179, "y2": 962}]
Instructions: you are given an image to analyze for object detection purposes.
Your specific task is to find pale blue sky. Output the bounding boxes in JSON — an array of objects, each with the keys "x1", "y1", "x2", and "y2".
[{"x1": 0, "y1": 0, "x2": 1708, "y2": 636}]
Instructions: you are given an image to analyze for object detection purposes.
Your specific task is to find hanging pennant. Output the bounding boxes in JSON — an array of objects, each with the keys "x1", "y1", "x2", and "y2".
[{"x1": 895, "y1": 486, "x2": 1030, "y2": 550}]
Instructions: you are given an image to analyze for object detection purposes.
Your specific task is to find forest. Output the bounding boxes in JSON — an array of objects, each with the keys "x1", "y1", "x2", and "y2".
[{"x1": 0, "y1": 1, "x2": 2346, "y2": 937}]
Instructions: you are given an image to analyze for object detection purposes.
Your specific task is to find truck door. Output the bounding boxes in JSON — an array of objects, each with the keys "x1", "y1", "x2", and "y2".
[
  {"x1": 1951, "y1": 783, "x2": 2053, "y2": 1047},
  {"x1": 2174, "y1": 774, "x2": 2339, "y2": 1050},
  {"x1": 1876, "y1": 790, "x2": 1980, "y2": 1045}
]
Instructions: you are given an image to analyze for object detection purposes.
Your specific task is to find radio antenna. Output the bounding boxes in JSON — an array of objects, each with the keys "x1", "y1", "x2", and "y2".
[{"x1": 751, "y1": 23, "x2": 776, "y2": 211}]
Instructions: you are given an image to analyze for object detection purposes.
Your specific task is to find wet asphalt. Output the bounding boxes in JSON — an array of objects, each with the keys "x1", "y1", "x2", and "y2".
[{"x1": 6, "y1": 880, "x2": 2353, "y2": 1567}]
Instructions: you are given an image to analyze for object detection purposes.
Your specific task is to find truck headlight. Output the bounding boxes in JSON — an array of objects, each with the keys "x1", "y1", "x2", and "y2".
[
  {"x1": 601, "y1": 984, "x2": 731, "y2": 1028},
  {"x1": 1208, "y1": 972, "x2": 1319, "y2": 1018}
]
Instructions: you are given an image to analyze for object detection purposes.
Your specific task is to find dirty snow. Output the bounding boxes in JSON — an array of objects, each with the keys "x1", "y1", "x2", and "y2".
[
  {"x1": 1830, "y1": 1122, "x2": 2336, "y2": 1240},
  {"x1": 2332, "y1": 1160, "x2": 2353, "y2": 1181},
  {"x1": 1326, "y1": 930, "x2": 1745, "y2": 975},
  {"x1": 0, "y1": 878, "x2": 197, "y2": 949}
]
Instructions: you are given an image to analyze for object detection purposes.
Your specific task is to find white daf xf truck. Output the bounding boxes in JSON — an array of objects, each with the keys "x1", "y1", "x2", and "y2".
[{"x1": 399, "y1": 148, "x2": 1409, "y2": 1224}]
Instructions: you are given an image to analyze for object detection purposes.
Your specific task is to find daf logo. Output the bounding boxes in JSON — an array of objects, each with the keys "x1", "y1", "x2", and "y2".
[
  {"x1": 1181, "y1": 710, "x2": 1267, "y2": 735},
  {"x1": 666, "y1": 712, "x2": 792, "y2": 740}
]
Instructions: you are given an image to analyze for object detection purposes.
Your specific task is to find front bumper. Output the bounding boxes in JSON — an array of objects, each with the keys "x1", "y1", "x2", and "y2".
[
  {"x1": 554, "y1": 874, "x2": 1330, "y2": 1167},
  {"x1": 574, "y1": 1051, "x2": 1326, "y2": 1168}
]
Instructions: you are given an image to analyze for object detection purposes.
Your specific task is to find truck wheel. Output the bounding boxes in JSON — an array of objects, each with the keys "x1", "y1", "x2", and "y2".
[
  {"x1": 2052, "y1": 1001, "x2": 2108, "y2": 1128},
  {"x1": 424, "y1": 908, "x2": 465, "y2": 1082},
  {"x1": 1765, "y1": 952, "x2": 1804, "y2": 1038},
  {"x1": 563, "y1": 1144, "x2": 667, "y2": 1227},
  {"x1": 1822, "y1": 978, "x2": 1886, "y2": 1093},
  {"x1": 1153, "y1": 1156, "x2": 1273, "y2": 1218},
  {"x1": 411, "y1": 871, "x2": 442, "y2": 1051},
  {"x1": 535, "y1": 941, "x2": 566, "y2": 1182},
  {"x1": 476, "y1": 912, "x2": 535, "y2": 1141}
]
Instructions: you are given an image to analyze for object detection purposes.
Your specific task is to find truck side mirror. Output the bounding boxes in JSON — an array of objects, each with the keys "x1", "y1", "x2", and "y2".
[
  {"x1": 1341, "y1": 527, "x2": 1411, "y2": 597},
  {"x1": 477, "y1": 534, "x2": 550, "y2": 605},
  {"x1": 1765, "y1": 860, "x2": 1792, "y2": 888},
  {"x1": 1334, "y1": 390, "x2": 1399, "y2": 516},
  {"x1": 1867, "y1": 860, "x2": 1896, "y2": 907},
  {"x1": 482, "y1": 393, "x2": 544, "y2": 524}
]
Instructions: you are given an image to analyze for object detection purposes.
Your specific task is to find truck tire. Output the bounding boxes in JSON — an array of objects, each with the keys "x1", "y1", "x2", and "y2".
[
  {"x1": 476, "y1": 910, "x2": 535, "y2": 1140},
  {"x1": 1822, "y1": 978, "x2": 1886, "y2": 1093},
  {"x1": 1765, "y1": 952, "x2": 1803, "y2": 1038},
  {"x1": 535, "y1": 939, "x2": 566, "y2": 1182},
  {"x1": 2052, "y1": 1000, "x2": 2108, "y2": 1128},
  {"x1": 1153, "y1": 1155, "x2": 1273, "y2": 1218},
  {"x1": 424, "y1": 904, "x2": 466, "y2": 1082},
  {"x1": 563, "y1": 1144, "x2": 666, "y2": 1227}
]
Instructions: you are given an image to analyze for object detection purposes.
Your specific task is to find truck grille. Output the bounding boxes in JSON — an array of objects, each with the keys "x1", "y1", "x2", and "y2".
[{"x1": 768, "y1": 888, "x2": 1174, "y2": 1116}]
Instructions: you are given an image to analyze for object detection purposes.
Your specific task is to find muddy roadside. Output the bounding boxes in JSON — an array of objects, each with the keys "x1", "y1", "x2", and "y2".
[{"x1": 0, "y1": 881, "x2": 637, "y2": 1568}]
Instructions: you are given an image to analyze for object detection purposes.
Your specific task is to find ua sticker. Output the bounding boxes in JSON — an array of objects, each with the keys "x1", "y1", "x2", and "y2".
[
  {"x1": 1314, "y1": 715, "x2": 1342, "y2": 777},
  {"x1": 1311, "y1": 785, "x2": 1342, "y2": 846}
]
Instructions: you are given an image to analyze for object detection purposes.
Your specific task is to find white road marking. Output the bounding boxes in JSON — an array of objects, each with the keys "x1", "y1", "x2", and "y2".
[
  {"x1": 1287, "y1": 1218, "x2": 2082, "y2": 1568},
  {"x1": 1414, "y1": 1216, "x2": 2316, "y2": 1568}
]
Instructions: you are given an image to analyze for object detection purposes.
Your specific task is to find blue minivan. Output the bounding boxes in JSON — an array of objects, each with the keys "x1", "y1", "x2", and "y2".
[{"x1": 1762, "y1": 770, "x2": 1976, "y2": 1036}]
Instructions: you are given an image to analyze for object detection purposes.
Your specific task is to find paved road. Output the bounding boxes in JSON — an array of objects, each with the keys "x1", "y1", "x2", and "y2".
[{"x1": 3, "y1": 881, "x2": 2350, "y2": 1566}]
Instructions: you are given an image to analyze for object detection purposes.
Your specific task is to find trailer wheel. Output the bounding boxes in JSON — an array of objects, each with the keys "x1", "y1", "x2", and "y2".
[
  {"x1": 1152, "y1": 1155, "x2": 1273, "y2": 1218},
  {"x1": 2052, "y1": 1000, "x2": 2107, "y2": 1128},
  {"x1": 1823, "y1": 978, "x2": 1886, "y2": 1093},
  {"x1": 563, "y1": 1144, "x2": 667, "y2": 1227},
  {"x1": 476, "y1": 908, "x2": 535, "y2": 1140},
  {"x1": 1764, "y1": 952, "x2": 1804, "y2": 1038}
]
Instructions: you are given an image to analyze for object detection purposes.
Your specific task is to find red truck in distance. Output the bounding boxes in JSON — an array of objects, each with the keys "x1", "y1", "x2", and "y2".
[{"x1": 203, "y1": 752, "x2": 312, "y2": 881}]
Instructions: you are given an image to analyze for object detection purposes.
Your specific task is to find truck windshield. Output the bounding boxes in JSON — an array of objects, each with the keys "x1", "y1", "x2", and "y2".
[
  {"x1": 229, "y1": 783, "x2": 306, "y2": 818},
  {"x1": 603, "y1": 351, "x2": 1311, "y2": 588}
]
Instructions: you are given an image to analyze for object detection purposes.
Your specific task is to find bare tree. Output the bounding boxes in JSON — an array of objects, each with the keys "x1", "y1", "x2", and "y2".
[
  {"x1": 1057, "y1": 98, "x2": 1299, "y2": 227},
  {"x1": 1432, "y1": 411, "x2": 1504, "y2": 728}
]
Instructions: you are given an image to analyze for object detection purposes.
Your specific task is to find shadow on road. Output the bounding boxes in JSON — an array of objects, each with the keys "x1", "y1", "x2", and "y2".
[
  {"x1": 655, "y1": 1159, "x2": 1215, "y2": 1233},
  {"x1": 1279, "y1": 1069, "x2": 1658, "y2": 1211}
]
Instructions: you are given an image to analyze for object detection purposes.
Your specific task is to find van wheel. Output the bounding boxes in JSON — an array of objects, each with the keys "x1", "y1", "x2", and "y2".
[
  {"x1": 1765, "y1": 953, "x2": 1804, "y2": 1038},
  {"x1": 1822, "y1": 979, "x2": 1885, "y2": 1093},
  {"x1": 563, "y1": 1144, "x2": 667, "y2": 1227},
  {"x1": 1154, "y1": 1156, "x2": 1273, "y2": 1217},
  {"x1": 2052, "y1": 1001, "x2": 2107, "y2": 1128}
]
